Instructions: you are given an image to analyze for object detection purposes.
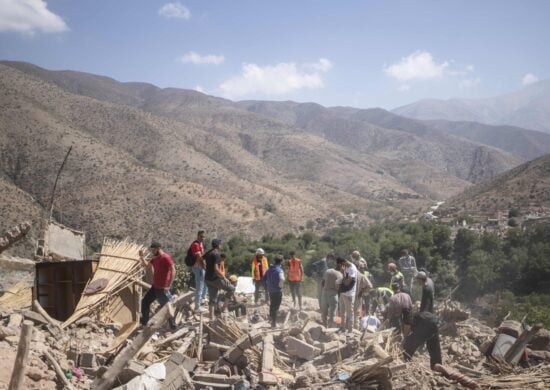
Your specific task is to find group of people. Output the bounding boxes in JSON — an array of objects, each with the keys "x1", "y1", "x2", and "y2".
[{"x1": 138, "y1": 233, "x2": 442, "y2": 369}]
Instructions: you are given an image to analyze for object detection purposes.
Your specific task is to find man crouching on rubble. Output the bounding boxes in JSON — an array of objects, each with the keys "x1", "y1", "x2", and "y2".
[
  {"x1": 139, "y1": 242, "x2": 177, "y2": 329},
  {"x1": 403, "y1": 311, "x2": 442, "y2": 369}
]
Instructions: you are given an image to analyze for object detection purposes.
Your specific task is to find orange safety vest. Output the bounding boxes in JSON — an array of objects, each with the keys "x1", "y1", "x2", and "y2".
[
  {"x1": 288, "y1": 258, "x2": 303, "y2": 281},
  {"x1": 251, "y1": 256, "x2": 269, "y2": 280}
]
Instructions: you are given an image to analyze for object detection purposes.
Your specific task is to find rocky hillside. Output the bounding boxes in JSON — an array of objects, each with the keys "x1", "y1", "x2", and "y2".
[
  {"x1": 0, "y1": 61, "x2": 532, "y2": 255},
  {"x1": 441, "y1": 153, "x2": 550, "y2": 215}
]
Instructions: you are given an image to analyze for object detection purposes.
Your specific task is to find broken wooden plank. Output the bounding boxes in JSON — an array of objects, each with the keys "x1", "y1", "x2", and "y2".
[
  {"x1": 32, "y1": 300, "x2": 62, "y2": 328},
  {"x1": 197, "y1": 312, "x2": 204, "y2": 361},
  {"x1": 94, "y1": 292, "x2": 192, "y2": 390},
  {"x1": 504, "y1": 323, "x2": 543, "y2": 365},
  {"x1": 260, "y1": 334, "x2": 277, "y2": 385},
  {"x1": 155, "y1": 326, "x2": 189, "y2": 348},
  {"x1": 8, "y1": 321, "x2": 33, "y2": 390}
]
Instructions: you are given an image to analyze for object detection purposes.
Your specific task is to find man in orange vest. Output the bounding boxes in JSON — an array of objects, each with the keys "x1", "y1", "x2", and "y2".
[
  {"x1": 287, "y1": 251, "x2": 304, "y2": 310},
  {"x1": 251, "y1": 248, "x2": 269, "y2": 304}
]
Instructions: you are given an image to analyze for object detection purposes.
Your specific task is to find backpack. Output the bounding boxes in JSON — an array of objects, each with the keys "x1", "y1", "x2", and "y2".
[{"x1": 184, "y1": 240, "x2": 199, "y2": 267}]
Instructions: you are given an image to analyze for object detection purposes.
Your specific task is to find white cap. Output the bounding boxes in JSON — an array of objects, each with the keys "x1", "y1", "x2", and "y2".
[{"x1": 256, "y1": 248, "x2": 265, "y2": 255}]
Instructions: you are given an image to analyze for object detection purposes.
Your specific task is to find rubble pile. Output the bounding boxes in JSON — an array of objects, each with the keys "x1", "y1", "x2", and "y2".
[{"x1": 1, "y1": 294, "x2": 550, "y2": 389}]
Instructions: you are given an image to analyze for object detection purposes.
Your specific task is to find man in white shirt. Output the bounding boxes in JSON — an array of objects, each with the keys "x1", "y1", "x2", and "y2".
[{"x1": 336, "y1": 257, "x2": 357, "y2": 333}]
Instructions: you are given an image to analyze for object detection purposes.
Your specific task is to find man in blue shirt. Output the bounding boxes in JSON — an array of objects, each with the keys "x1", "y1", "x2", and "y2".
[{"x1": 263, "y1": 254, "x2": 285, "y2": 328}]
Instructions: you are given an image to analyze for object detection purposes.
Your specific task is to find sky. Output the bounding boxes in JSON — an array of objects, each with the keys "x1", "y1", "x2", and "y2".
[{"x1": 0, "y1": 0, "x2": 548, "y2": 109}]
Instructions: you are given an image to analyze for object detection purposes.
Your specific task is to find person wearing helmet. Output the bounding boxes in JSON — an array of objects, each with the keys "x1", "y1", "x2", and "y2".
[
  {"x1": 387, "y1": 262, "x2": 405, "y2": 292},
  {"x1": 251, "y1": 248, "x2": 269, "y2": 304},
  {"x1": 369, "y1": 286, "x2": 394, "y2": 314},
  {"x1": 227, "y1": 275, "x2": 247, "y2": 317},
  {"x1": 416, "y1": 271, "x2": 435, "y2": 313}
]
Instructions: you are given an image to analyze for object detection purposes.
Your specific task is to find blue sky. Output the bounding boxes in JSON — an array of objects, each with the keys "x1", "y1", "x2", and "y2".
[{"x1": 0, "y1": 0, "x2": 548, "y2": 108}]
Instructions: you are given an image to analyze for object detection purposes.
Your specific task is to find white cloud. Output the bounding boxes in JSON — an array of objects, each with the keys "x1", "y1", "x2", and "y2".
[
  {"x1": 0, "y1": 0, "x2": 68, "y2": 34},
  {"x1": 219, "y1": 58, "x2": 332, "y2": 98},
  {"x1": 459, "y1": 77, "x2": 481, "y2": 89},
  {"x1": 384, "y1": 51, "x2": 448, "y2": 81},
  {"x1": 159, "y1": 2, "x2": 190, "y2": 20},
  {"x1": 521, "y1": 73, "x2": 539, "y2": 86},
  {"x1": 397, "y1": 84, "x2": 411, "y2": 92},
  {"x1": 179, "y1": 51, "x2": 225, "y2": 65},
  {"x1": 195, "y1": 85, "x2": 205, "y2": 93},
  {"x1": 465, "y1": 64, "x2": 475, "y2": 72}
]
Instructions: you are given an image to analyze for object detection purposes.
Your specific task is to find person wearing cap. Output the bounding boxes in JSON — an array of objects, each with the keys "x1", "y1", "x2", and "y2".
[
  {"x1": 416, "y1": 271, "x2": 435, "y2": 313},
  {"x1": 251, "y1": 248, "x2": 269, "y2": 304},
  {"x1": 205, "y1": 239, "x2": 235, "y2": 319},
  {"x1": 398, "y1": 249, "x2": 418, "y2": 295},
  {"x1": 287, "y1": 251, "x2": 304, "y2": 310},
  {"x1": 387, "y1": 262, "x2": 405, "y2": 292},
  {"x1": 263, "y1": 255, "x2": 285, "y2": 328},
  {"x1": 138, "y1": 242, "x2": 177, "y2": 329},
  {"x1": 336, "y1": 257, "x2": 357, "y2": 334},
  {"x1": 189, "y1": 230, "x2": 207, "y2": 313},
  {"x1": 227, "y1": 275, "x2": 247, "y2": 317},
  {"x1": 385, "y1": 282, "x2": 413, "y2": 335}
]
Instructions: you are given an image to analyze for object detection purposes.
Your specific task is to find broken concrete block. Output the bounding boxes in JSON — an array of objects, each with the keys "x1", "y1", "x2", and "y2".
[
  {"x1": 165, "y1": 352, "x2": 197, "y2": 373},
  {"x1": 284, "y1": 336, "x2": 321, "y2": 360},
  {"x1": 79, "y1": 352, "x2": 97, "y2": 368},
  {"x1": 192, "y1": 373, "x2": 243, "y2": 385},
  {"x1": 314, "y1": 343, "x2": 355, "y2": 365},
  {"x1": 8, "y1": 313, "x2": 23, "y2": 327},
  {"x1": 117, "y1": 360, "x2": 146, "y2": 384},
  {"x1": 308, "y1": 325, "x2": 324, "y2": 341},
  {"x1": 161, "y1": 366, "x2": 192, "y2": 390}
]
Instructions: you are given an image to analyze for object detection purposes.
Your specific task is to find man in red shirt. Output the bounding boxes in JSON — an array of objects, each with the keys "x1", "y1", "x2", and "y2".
[
  {"x1": 139, "y1": 242, "x2": 177, "y2": 329},
  {"x1": 189, "y1": 230, "x2": 207, "y2": 312}
]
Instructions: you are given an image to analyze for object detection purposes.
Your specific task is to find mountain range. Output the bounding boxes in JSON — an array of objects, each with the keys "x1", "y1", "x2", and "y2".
[
  {"x1": 393, "y1": 79, "x2": 550, "y2": 134},
  {"x1": 1, "y1": 61, "x2": 549, "y2": 256}
]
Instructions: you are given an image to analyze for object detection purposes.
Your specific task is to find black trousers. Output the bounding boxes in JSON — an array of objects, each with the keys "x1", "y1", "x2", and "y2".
[
  {"x1": 254, "y1": 279, "x2": 269, "y2": 303},
  {"x1": 269, "y1": 291, "x2": 283, "y2": 326},
  {"x1": 403, "y1": 315, "x2": 442, "y2": 368},
  {"x1": 140, "y1": 288, "x2": 175, "y2": 327}
]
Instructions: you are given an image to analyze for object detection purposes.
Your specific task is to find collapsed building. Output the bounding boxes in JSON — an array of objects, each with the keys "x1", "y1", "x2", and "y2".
[{"x1": 0, "y1": 223, "x2": 549, "y2": 389}]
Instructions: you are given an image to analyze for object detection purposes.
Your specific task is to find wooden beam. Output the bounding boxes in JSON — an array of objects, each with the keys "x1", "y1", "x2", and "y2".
[
  {"x1": 504, "y1": 323, "x2": 543, "y2": 365},
  {"x1": 94, "y1": 292, "x2": 193, "y2": 390},
  {"x1": 8, "y1": 321, "x2": 33, "y2": 390},
  {"x1": 197, "y1": 313, "x2": 204, "y2": 361},
  {"x1": 259, "y1": 334, "x2": 277, "y2": 385},
  {"x1": 32, "y1": 300, "x2": 61, "y2": 328}
]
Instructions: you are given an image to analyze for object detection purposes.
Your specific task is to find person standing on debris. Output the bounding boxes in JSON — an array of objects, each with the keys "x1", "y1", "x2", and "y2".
[
  {"x1": 387, "y1": 263, "x2": 405, "y2": 292},
  {"x1": 321, "y1": 265, "x2": 343, "y2": 328},
  {"x1": 354, "y1": 268, "x2": 373, "y2": 329},
  {"x1": 251, "y1": 248, "x2": 269, "y2": 304},
  {"x1": 416, "y1": 271, "x2": 435, "y2": 313},
  {"x1": 337, "y1": 257, "x2": 357, "y2": 334},
  {"x1": 398, "y1": 249, "x2": 417, "y2": 294},
  {"x1": 189, "y1": 230, "x2": 207, "y2": 313},
  {"x1": 357, "y1": 261, "x2": 373, "y2": 315},
  {"x1": 205, "y1": 239, "x2": 235, "y2": 319},
  {"x1": 386, "y1": 282, "x2": 413, "y2": 335},
  {"x1": 139, "y1": 242, "x2": 177, "y2": 329},
  {"x1": 264, "y1": 255, "x2": 285, "y2": 328},
  {"x1": 312, "y1": 254, "x2": 331, "y2": 309},
  {"x1": 287, "y1": 251, "x2": 304, "y2": 310},
  {"x1": 403, "y1": 311, "x2": 442, "y2": 369}
]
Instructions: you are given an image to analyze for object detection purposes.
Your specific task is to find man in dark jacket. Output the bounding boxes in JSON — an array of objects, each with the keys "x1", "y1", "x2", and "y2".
[
  {"x1": 416, "y1": 271, "x2": 435, "y2": 313},
  {"x1": 403, "y1": 311, "x2": 442, "y2": 369},
  {"x1": 263, "y1": 255, "x2": 285, "y2": 328}
]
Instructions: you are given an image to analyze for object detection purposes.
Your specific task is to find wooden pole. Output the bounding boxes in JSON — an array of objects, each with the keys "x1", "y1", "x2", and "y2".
[
  {"x1": 94, "y1": 292, "x2": 192, "y2": 390},
  {"x1": 43, "y1": 350, "x2": 76, "y2": 390},
  {"x1": 197, "y1": 313, "x2": 204, "y2": 361},
  {"x1": 8, "y1": 321, "x2": 33, "y2": 390}
]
